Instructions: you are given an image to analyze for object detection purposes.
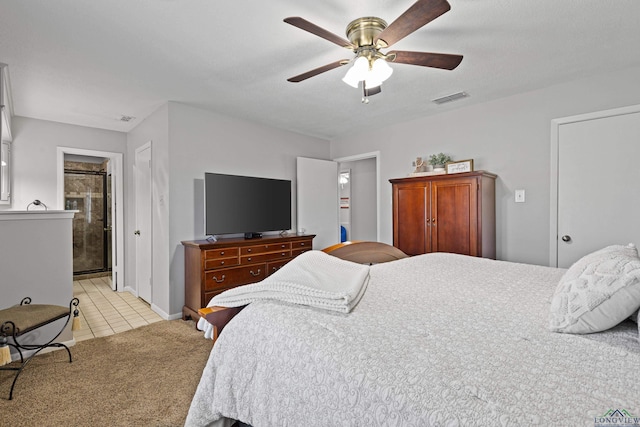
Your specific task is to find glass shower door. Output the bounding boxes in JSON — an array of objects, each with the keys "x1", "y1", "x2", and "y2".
[{"x1": 65, "y1": 171, "x2": 108, "y2": 275}]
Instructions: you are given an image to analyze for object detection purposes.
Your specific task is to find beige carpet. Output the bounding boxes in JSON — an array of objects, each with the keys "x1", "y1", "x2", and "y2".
[{"x1": 0, "y1": 320, "x2": 213, "y2": 426}]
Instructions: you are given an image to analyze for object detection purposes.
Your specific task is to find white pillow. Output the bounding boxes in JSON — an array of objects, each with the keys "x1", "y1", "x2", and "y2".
[{"x1": 549, "y1": 244, "x2": 640, "y2": 334}]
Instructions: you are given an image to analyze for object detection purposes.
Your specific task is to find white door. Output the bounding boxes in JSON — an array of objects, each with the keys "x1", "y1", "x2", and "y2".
[
  {"x1": 135, "y1": 143, "x2": 153, "y2": 303},
  {"x1": 297, "y1": 157, "x2": 339, "y2": 251},
  {"x1": 554, "y1": 108, "x2": 640, "y2": 267}
]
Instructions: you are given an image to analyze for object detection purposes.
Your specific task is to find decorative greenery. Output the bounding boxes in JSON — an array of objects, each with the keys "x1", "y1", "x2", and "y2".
[{"x1": 428, "y1": 152, "x2": 452, "y2": 166}]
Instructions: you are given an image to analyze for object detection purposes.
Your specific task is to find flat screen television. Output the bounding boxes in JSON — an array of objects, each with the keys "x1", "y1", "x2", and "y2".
[{"x1": 204, "y1": 172, "x2": 292, "y2": 237}]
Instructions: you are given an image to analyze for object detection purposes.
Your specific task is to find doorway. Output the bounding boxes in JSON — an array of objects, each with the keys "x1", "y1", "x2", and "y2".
[
  {"x1": 297, "y1": 152, "x2": 380, "y2": 250},
  {"x1": 57, "y1": 147, "x2": 124, "y2": 291},
  {"x1": 337, "y1": 157, "x2": 377, "y2": 242},
  {"x1": 335, "y1": 152, "x2": 380, "y2": 242},
  {"x1": 64, "y1": 157, "x2": 112, "y2": 276}
]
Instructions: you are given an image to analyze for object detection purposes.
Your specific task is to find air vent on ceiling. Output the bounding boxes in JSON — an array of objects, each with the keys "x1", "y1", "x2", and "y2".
[
  {"x1": 119, "y1": 115, "x2": 136, "y2": 122},
  {"x1": 431, "y1": 91, "x2": 468, "y2": 105}
]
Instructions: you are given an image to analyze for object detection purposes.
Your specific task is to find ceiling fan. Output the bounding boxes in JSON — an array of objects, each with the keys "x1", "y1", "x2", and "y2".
[{"x1": 284, "y1": 0, "x2": 463, "y2": 102}]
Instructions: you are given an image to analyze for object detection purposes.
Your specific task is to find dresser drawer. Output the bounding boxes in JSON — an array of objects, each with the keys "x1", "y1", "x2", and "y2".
[
  {"x1": 241, "y1": 242, "x2": 291, "y2": 255},
  {"x1": 204, "y1": 248, "x2": 239, "y2": 260},
  {"x1": 292, "y1": 239, "x2": 313, "y2": 250},
  {"x1": 204, "y1": 264, "x2": 266, "y2": 291},
  {"x1": 266, "y1": 259, "x2": 289, "y2": 275},
  {"x1": 241, "y1": 250, "x2": 291, "y2": 265},
  {"x1": 292, "y1": 247, "x2": 312, "y2": 257},
  {"x1": 204, "y1": 257, "x2": 239, "y2": 270},
  {"x1": 203, "y1": 287, "x2": 235, "y2": 306}
]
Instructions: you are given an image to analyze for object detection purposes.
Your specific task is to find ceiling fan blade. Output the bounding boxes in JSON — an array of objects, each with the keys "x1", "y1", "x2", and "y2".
[
  {"x1": 284, "y1": 17, "x2": 354, "y2": 49},
  {"x1": 287, "y1": 60, "x2": 350, "y2": 83},
  {"x1": 375, "y1": 0, "x2": 451, "y2": 48},
  {"x1": 387, "y1": 50, "x2": 462, "y2": 70}
]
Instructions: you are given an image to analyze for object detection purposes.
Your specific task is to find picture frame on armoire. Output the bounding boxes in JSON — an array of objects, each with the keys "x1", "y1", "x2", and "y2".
[{"x1": 446, "y1": 159, "x2": 474, "y2": 174}]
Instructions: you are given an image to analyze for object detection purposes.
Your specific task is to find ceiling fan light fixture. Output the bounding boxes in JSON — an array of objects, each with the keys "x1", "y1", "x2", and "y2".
[
  {"x1": 342, "y1": 56, "x2": 393, "y2": 89},
  {"x1": 369, "y1": 58, "x2": 393, "y2": 84},
  {"x1": 342, "y1": 56, "x2": 368, "y2": 88}
]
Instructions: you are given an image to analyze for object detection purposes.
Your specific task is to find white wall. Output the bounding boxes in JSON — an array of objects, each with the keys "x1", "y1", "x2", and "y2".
[
  {"x1": 126, "y1": 102, "x2": 330, "y2": 318},
  {"x1": 330, "y1": 65, "x2": 640, "y2": 266},
  {"x1": 0, "y1": 211, "x2": 75, "y2": 349},
  {"x1": 2, "y1": 116, "x2": 127, "y2": 211}
]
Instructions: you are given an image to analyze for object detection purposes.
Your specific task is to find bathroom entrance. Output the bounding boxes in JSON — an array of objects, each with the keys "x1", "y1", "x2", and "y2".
[{"x1": 64, "y1": 156, "x2": 112, "y2": 276}]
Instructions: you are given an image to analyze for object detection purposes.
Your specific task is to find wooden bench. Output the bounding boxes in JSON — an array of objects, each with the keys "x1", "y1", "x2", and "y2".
[{"x1": 0, "y1": 297, "x2": 80, "y2": 400}]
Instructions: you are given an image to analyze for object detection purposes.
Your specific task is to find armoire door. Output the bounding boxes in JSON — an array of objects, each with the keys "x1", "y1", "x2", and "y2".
[
  {"x1": 393, "y1": 182, "x2": 428, "y2": 256},
  {"x1": 432, "y1": 177, "x2": 478, "y2": 256}
]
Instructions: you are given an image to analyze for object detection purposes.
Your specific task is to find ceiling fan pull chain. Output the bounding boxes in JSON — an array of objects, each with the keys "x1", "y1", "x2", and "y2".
[{"x1": 362, "y1": 85, "x2": 370, "y2": 104}]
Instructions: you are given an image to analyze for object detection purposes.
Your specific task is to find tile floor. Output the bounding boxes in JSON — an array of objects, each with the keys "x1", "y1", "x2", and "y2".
[{"x1": 73, "y1": 275, "x2": 164, "y2": 342}]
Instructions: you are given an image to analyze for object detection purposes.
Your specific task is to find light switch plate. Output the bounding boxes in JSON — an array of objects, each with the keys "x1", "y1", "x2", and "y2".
[{"x1": 515, "y1": 189, "x2": 525, "y2": 203}]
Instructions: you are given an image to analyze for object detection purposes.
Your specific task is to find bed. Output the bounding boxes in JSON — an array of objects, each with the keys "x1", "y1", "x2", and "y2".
[{"x1": 186, "y1": 244, "x2": 640, "y2": 427}]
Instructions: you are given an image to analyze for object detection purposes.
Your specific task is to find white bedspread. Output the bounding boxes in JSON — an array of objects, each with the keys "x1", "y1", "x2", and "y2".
[{"x1": 186, "y1": 253, "x2": 640, "y2": 426}]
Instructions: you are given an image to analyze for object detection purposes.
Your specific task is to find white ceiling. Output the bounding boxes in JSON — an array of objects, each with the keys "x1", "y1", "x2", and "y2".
[{"x1": 1, "y1": 0, "x2": 639, "y2": 140}]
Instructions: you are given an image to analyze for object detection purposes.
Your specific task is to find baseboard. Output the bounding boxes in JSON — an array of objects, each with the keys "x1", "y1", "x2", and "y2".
[
  {"x1": 149, "y1": 304, "x2": 182, "y2": 320},
  {"x1": 123, "y1": 286, "x2": 137, "y2": 296},
  {"x1": 167, "y1": 312, "x2": 184, "y2": 320}
]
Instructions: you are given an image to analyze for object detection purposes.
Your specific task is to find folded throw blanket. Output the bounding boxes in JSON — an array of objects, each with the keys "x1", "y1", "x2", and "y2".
[{"x1": 209, "y1": 250, "x2": 370, "y2": 314}]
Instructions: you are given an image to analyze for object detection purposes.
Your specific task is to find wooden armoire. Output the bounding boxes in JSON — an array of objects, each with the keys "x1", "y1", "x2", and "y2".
[{"x1": 390, "y1": 171, "x2": 496, "y2": 258}]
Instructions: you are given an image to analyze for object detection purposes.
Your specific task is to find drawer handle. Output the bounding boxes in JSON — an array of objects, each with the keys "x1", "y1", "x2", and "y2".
[
  {"x1": 281, "y1": 244, "x2": 286, "y2": 248},
  {"x1": 247, "y1": 248, "x2": 252, "y2": 253},
  {"x1": 281, "y1": 252, "x2": 286, "y2": 256},
  {"x1": 220, "y1": 261, "x2": 225, "y2": 265},
  {"x1": 247, "y1": 257, "x2": 252, "y2": 262},
  {"x1": 213, "y1": 275, "x2": 226, "y2": 283},
  {"x1": 300, "y1": 242, "x2": 305, "y2": 246},
  {"x1": 220, "y1": 251, "x2": 225, "y2": 255},
  {"x1": 272, "y1": 266, "x2": 280, "y2": 272},
  {"x1": 250, "y1": 269, "x2": 261, "y2": 277}
]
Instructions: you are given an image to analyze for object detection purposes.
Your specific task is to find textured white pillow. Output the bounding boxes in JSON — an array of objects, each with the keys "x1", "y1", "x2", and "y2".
[{"x1": 549, "y1": 244, "x2": 640, "y2": 334}]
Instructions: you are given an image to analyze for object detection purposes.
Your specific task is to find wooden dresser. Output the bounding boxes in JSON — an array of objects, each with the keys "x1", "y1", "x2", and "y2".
[
  {"x1": 181, "y1": 234, "x2": 315, "y2": 320},
  {"x1": 390, "y1": 171, "x2": 496, "y2": 258}
]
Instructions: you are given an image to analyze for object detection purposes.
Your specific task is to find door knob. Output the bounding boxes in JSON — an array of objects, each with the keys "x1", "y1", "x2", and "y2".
[
  {"x1": 561, "y1": 235, "x2": 571, "y2": 242},
  {"x1": 134, "y1": 230, "x2": 141, "y2": 236}
]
